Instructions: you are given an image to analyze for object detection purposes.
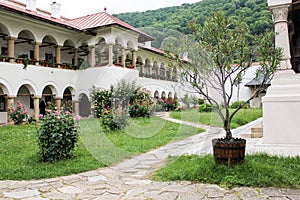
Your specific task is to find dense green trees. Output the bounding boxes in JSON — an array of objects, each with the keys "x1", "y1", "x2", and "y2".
[{"x1": 114, "y1": 0, "x2": 272, "y2": 48}]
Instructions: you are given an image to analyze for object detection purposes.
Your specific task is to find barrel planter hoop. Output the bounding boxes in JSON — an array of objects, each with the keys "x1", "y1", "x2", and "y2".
[{"x1": 212, "y1": 138, "x2": 246, "y2": 166}]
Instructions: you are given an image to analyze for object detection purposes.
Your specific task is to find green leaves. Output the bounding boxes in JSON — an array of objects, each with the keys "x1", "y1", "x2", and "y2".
[{"x1": 37, "y1": 110, "x2": 79, "y2": 162}]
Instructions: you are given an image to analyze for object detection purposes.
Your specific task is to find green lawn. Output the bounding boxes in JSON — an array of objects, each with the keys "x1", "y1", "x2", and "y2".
[
  {"x1": 0, "y1": 117, "x2": 203, "y2": 180},
  {"x1": 153, "y1": 154, "x2": 300, "y2": 189},
  {"x1": 170, "y1": 108, "x2": 262, "y2": 128}
]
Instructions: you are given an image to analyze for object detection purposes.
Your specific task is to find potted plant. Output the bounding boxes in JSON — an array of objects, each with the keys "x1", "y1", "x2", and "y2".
[{"x1": 163, "y1": 12, "x2": 282, "y2": 165}]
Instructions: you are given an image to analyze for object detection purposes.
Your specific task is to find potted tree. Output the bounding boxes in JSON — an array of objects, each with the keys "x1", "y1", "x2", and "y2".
[{"x1": 163, "y1": 12, "x2": 282, "y2": 165}]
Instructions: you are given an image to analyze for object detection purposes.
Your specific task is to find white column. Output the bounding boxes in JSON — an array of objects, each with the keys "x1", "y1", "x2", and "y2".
[
  {"x1": 34, "y1": 42, "x2": 41, "y2": 65},
  {"x1": 89, "y1": 45, "x2": 95, "y2": 67},
  {"x1": 121, "y1": 47, "x2": 125, "y2": 67},
  {"x1": 56, "y1": 45, "x2": 62, "y2": 68},
  {"x1": 270, "y1": 4, "x2": 292, "y2": 70},
  {"x1": 8, "y1": 37, "x2": 16, "y2": 63},
  {"x1": 108, "y1": 43, "x2": 113, "y2": 66}
]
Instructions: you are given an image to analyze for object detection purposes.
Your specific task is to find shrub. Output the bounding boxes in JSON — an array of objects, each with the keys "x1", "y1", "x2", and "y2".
[
  {"x1": 129, "y1": 88, "x2": 154, "y2": 118},
  {"x1": 7, "y1": 101, "x2": 29, "y2": 124},
  {"x1": 230, "y1": 101, "x2": 249, "y2": 109},
  {"x1": 36, "y1": 110, "x2": 80, "y2": 162},
  {"x1": 198, "y1": 98, "x2": 205, "y2": 105},
  {"x1": 199, "y1": 103, "x2": 213, "y2": 112}
]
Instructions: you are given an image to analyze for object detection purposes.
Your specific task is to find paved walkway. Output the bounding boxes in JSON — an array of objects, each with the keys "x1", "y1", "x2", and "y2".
[{"x1": 1, "y1": 113, "x2": 300, "y2": 200}]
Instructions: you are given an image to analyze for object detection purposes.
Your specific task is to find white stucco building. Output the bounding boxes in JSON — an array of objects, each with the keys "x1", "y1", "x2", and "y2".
[
  {"x1": 0, "y1": 0, "x2": 184, "y2": 123},
  {"x1": 263, "y1": 0, "x2": 300, "y2": 145}
]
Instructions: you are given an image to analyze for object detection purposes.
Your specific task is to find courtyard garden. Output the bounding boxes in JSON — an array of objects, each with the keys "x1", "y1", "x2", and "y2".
[{"x1": 0, "y1": 117, "x2": 203, "y2": 180}]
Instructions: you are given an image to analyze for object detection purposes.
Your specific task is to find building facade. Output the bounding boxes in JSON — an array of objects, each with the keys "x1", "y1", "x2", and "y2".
[
  {"x1": 263, "y1": 0, "x2": 300, "y2": 145},
  {"x1": 0, "y1": 0, "x2": 181, "y2": 123}
]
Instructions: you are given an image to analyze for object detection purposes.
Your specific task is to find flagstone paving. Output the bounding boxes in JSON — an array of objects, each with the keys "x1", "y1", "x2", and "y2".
[{"x1": 1, "y1": 113, "x2": 299, "y2": 200}]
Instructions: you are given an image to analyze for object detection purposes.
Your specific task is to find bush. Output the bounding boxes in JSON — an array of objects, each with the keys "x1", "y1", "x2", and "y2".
[
  {"x1": 7, "y1": 101, "x2": 29, "y2": 124},
  {"x1": 198, "y1": 98, "x2": 205, "y2": 105},
  {"x1": 129, "y1": 88, "x2": 154, "y2": 118},
  {"x1": 199, "y1": 103, "x2": 213, "y2": 112},
  {"x1": 230, "y1": 101, "x2": 249, "y2": 109},
  {"x1": 36, "y1": 110, "x2": 80, "y2": 162}
]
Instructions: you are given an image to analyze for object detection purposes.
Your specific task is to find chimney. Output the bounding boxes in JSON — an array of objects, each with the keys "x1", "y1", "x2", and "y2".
[
  {"x1": 51, "y1": 2, "x2": 61, "y2": 19},
  {"x1": 145, "y1": 41, "x2": 151, "y2": 49},
  {"x1": 26, "y1": 0, "x2": 36, "y2": 11}
]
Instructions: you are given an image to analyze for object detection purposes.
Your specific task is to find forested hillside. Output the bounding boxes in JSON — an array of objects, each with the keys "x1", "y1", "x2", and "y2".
[{"x1": 114, "y1": 0, "x2": 272, "y2": 48}]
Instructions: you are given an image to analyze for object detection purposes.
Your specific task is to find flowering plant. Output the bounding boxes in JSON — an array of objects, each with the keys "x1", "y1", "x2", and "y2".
[
  {"x1": 36, "y1": 109, "x2": 80, "y2": 162},
  {"x1": 7, "y1": 101, "x2": 29, "y2": 124}
]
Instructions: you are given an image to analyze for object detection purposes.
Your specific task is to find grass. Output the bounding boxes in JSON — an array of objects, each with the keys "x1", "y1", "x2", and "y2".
[
  {"x1": 153, "y1": 154, "x2": 300, "y2": 189},
  {"x1": 170, "y1": 108, "x2": 262, "y2": 128},
  {"x1": 0, "y1": 117, "x2": 203, "y2": 180}
]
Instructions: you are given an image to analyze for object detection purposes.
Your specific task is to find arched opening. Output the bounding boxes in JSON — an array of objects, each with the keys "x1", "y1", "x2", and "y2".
[
  {"x1": 136, "y1": 56, "x2": 143, "y2": 75},
  {"x1": 144, "y1": 58, "x2": 151, "y2": 77},
  {"x1": 14, "y1": 30, "x2": 35, "y2": 64},
  {"x1": 125, "y1": 53, "x2": 133, "y2": 68},
  {"x1": 152, "y1": 61, "x2": 159, "y2": 78},
  {"x1": 61, "y1": 39, "x2": 76, "y2": 70},
  {"x1": 63, "y1": 88, "x2": 73, "y2": 112},
  {"x1": 0, "y1": 23, "x2": 9, "y2": 62},
  {"x1": 16, "y1": 85, "x2": 34, "y2": 117},
  {"x1": 42, "y1": 86, "x2": 55, "y2": 109},
  {"x1": 79, "y1": 93, "x2": 90, "y2": 117},
  {"x1": 95, "y1": 38, "x2": 108, "y2": 66},
  {"x1": 161, "y1": 91, "x2": 166, "y2": 100},
  {"x1": 40, "y1": 35, "x2": 57, "y2": 67},
  {"x1": 113, "y1": 37, "x2": 122, "y2": 65},
  {"x1": 160, "y1": 63, "x2": 166, "y2": 80},
  {"x1": 154, "y1": 90, "x2": 159, "y2": 99}
]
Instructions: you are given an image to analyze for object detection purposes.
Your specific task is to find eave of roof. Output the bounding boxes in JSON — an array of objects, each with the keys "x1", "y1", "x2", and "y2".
[{"x1": 138, "y1": 43, "x2": 165, "y2": 55}]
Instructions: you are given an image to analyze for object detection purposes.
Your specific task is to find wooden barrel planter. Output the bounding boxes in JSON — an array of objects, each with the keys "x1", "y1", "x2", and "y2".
[{"x1": 212, "y1": 138, "x2": 246, "y2": 166}]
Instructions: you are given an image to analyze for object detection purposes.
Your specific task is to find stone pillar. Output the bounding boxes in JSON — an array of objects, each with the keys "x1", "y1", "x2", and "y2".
[
  {"x1": 55, "y1": 98, "x2": 62, "y2": 111},
  {"x1": 55, "y1": 45, "x2": 62, "y2": 68},
  {"x1": 74, "y1": 48, "x2": 78, "y2": 68},
  {"x1": 89, "y1": 45, "x2": 95, "y2": 67},
  {"x1": 7, "y1": 37, "x2": 17, "y2": 63},
  {"x1": 132, "y1": 50, "x2": 137, "y2": 68},
  {"x1": 270, "y1": 4, "x2": 292, "y2": 70},
  {"x1": 33, "y1": 96, "x2": 40, "y2": 121},
  {"x1": 108, "y1": 43, "x2": 113, "y2": 66},
  {"x1": 34, "y1": 42, "x2": 41, "y2": 65},
  {"x1": 121, "y1": 47, "x2": 126, "y2": 67},
  {"x1": 73, "y1": 100, "x2": 79, "y2": 116}
]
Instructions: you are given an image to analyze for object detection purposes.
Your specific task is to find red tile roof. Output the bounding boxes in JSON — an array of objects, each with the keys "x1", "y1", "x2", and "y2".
[
  {"x1": 0, "y1": 0, "x2": 152, "y2": 41},
  {"x1": 68, "y1": 12, "x2": 153, "y2": 41}
]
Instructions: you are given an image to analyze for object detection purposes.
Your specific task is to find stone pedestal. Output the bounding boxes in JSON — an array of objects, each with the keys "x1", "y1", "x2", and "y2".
[{"x1": 262, "y1": 70, "x2": 300, "y2": 145}]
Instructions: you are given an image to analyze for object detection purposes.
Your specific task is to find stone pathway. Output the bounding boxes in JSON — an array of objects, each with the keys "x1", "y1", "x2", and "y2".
[{"x1": 1, "y1": 113, "x2": 299, "y2": 199}]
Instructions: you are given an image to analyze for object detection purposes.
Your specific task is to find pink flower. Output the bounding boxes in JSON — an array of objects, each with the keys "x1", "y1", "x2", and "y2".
[
  {"x1": 57, "y1": 116, "x2": 61, "y2": 120},
  {"x1": 55, "y1": 111, "x2": 60, "y2": 115},
  {"x1": 74, "y1": 115, "x2": 80, "y2": 121},
  {"x1": 65, "y1": 111, "x2": 71, "y2": 115},
  {"x1": 46, "y1": 109, "x2": 51, "y2": 113},
  {"x1": 39, "y1": 114, "x2": 43, "y2": 118}
]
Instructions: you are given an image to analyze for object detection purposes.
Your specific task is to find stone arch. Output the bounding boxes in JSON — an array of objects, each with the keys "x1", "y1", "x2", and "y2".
[
  {"x1": 153, "y1": 61, "x2": 159, "y2": 76},
  {"x1": 40, "y1": 35, "x2": 58, "y2": 67},
  {"x1": 41, "y1": 85, "x2": 57, "y2": 108},
  {"x1": 95, "y1": 37, "x2": 108, "y2": 66},
  {"x1": 61, "y1": 39, "x2": 76, "y2": 68},
  {"x1": 168, "y1": 92, "x2": 173, "y2": 99},
  {"x1": 144, "y1": 58, "x2": 152, "y2": 75},
  {"x1": 62, "y1": 87, "x2": 74, "y2": 112},
  {"x1": 161, "y1": 91, "x2": 166, "y2": 99},
  {"x1": 154, "y1": 90, "x2": 159, "y2": 99},
  {"x1": 113, "y1": 37, "x2": 123, "y2": 64},
  {"x1": 16, "y1": 84, "x2": 35, "y2": 116},
  {"x1": 127, "y1": 41, "x2": 134, "y2": 50},
  {"x1": 0, "y1": 83, "x2": 9, "y2": 112},
  {"x1": 0, "y1": 23, "x2": 10, "y2": 58},
  {"x1": 79, "y1": 93, "x2": 91, "y2": 117},
  {"x1": 15, "y1": 30, "x2": 35, "y2": 60}
]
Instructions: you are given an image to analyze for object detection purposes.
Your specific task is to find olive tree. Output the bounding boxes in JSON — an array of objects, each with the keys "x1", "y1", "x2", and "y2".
[{"x1": 164, "y1": 12, "x2": 282, "y2": 141}]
